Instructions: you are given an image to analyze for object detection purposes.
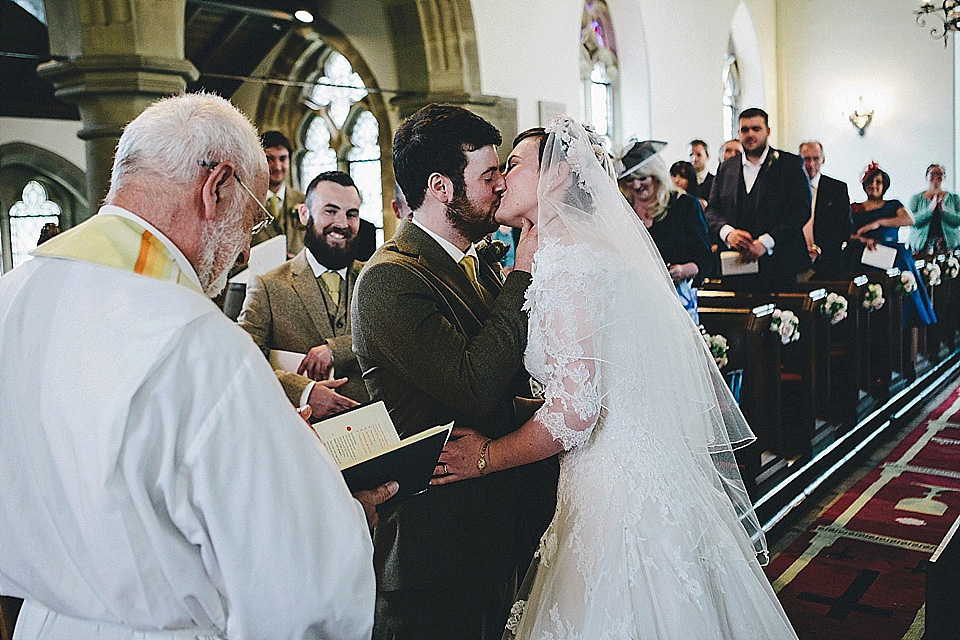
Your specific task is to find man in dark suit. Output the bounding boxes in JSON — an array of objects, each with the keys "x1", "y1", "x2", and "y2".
[
  {"x1": 352, "y1": 104, "x2": 536, "y2": 640},
  {"x1": 705, "y1": 107, "x2": 812, "y2": 291},
  {"x1": 689, "y1": 138, "x2": 714, "y2": 202},
  {"x1": 239, "y1": 171, "x2": 367, "y2": 419},
  {"x1": 258, "y1": 131, "x2": 307, "y2": 256},
  {"x1": 799, "y1": 141, "x2": 853, "y2": 280}
]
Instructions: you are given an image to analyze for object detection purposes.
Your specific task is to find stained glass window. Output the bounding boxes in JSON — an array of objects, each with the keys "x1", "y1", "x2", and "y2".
[
  {"x1": 308, "y1": 52, "x2": 368, "y2": 128},
  {"x1": 301, "y1": 117, "x2": 338, "y2": 190},
  {"x1": 300, "y1": 48, "x2": 384, "y2": 244},
  {"x1": 723, "y1": 49, "x2": 742, "y2": 143},
  {"x1": 5, "y1": 180, "x2": 60, "y2": 270},
  {"x1": 581, "y1": 0, "x2": 619, "y2": 145},
  {"x1": 347, "y1": 110, "x2": 384, "y2": 246},
  {"x1": 589, "y1": 61, "x2": 612, "y2": 138}
]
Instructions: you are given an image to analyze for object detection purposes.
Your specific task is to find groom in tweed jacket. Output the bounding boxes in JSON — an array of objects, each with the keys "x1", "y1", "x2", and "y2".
[{"x1": 352, "y1": 104, "x2": 539, "y2": 640}]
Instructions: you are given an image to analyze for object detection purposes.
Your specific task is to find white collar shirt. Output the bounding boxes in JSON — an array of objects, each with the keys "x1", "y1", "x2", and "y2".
[
  {"x1": 305, "y1": 248, "x2": 348, "y2": 282},
  {"x1": 268, "y1": 184, "x2": 287, "y2": 202},
  {"x1": 741, "y1": 145, "x2": 770, "y2": 194},
  {"x1": 411, "y1": 217, "x2": 479, "y2": 264}
]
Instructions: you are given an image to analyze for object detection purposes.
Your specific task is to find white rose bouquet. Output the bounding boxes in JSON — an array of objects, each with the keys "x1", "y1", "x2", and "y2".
[
  {"x1": 863, "y1": 283, "x2": 885, "y2": 311},
  {"x1": 820, "y1": 292, "x2": 848, "y2": 325},
  {"x1": 699, "y1": 325, "x2": 729, "y2": 369},
  {"x1": 923, "y1": 261, "x2": 942, "y2": 288},
  {"x1": 944, "y1": 255, "x2": 960, "y2": 280},
  {"x1": 770, "y1": 308, "x2": 800, "y2": 345},
  {"x1": 897, "y1": 271, "x2": 917, "y2": 294}
]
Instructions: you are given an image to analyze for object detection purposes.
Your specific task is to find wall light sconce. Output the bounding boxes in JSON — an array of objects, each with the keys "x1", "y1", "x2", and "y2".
[{"x1": 848, "y1": 97, "x2": 874, "y2": 136}]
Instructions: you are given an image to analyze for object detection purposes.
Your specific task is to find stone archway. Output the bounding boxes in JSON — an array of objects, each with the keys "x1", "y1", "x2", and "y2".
[{"x1": 245, "y1": 0, "x2": 517, "y2": 240}]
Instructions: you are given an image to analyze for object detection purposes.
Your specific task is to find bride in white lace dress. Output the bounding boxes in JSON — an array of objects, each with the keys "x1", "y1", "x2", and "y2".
[{"x1": 433, "y1": 117, "x2": 798, "y2": 639}]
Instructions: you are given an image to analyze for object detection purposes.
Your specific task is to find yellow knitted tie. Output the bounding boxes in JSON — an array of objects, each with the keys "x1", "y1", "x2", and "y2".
[
  {"x1": 320, "y1": 270, "x2": 342, "y2": 304},
  {"x1": 267, "y1": 196, "x2": 282, "y2": 220},
  {"x1": 459, "y1": 255, "x2": 482, "y2": 293}
]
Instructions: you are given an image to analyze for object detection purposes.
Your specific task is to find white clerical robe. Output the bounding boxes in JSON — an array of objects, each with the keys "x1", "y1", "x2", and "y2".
[{"x1": 0, "y1": 214, "x2": 374, "y2": 639}]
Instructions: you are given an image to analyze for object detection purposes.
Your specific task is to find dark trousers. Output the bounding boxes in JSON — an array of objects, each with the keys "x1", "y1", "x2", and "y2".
[{"x1": 373, "y1": 572, "x2": 517, "y2": 640}]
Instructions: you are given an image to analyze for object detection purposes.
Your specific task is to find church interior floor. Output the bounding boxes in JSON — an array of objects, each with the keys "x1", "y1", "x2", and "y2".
[{"x1": 763, "y1": 378, "x2": 960, "y2": 640}]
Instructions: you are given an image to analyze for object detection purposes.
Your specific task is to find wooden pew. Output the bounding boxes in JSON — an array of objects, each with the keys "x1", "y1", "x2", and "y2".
[
  {"x1": 772, "y1": 290, "x2": 832, "y2": 458},
  {"x1": 699, "y1": 290, "x2": 824, "y2": 461},
  {"x1": 697, "y1": 301, "x2": 778, "y2": 492},
  {"x1": 796, "y1": 277, "x2": 870, "y2": 429},
  {"x1": 864, "y1": 269, "x2": 905, "y2": 398}
]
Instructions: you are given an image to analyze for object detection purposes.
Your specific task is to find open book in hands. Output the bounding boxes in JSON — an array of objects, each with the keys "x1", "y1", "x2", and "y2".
[{"x1": 310, "y1": 401, "x2": 453, "y2": 505}]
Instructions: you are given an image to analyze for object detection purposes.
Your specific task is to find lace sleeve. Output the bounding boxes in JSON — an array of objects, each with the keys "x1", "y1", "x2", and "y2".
[{"x1": 526, "y1": 245, "x2": 603, "y2": 450}]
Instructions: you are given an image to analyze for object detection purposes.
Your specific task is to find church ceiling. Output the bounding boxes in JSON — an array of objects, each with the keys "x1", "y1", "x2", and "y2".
[{"x1": 0, "y1": 0, "x2": 305, "y2": 119}]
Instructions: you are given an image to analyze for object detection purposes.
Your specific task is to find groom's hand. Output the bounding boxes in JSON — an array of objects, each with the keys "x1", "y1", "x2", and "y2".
[{"x1": 513, "y1": 219, "x2": 537, "y2": 273}]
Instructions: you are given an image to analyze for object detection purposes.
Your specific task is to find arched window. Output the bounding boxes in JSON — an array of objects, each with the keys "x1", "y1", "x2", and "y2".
[
  {"x1": 299, "y1": 49, "x2": 384, "y2": 246},
  {"x1": 1, "y1": 180, "x2": 61, "y2": 272},
  {"x1": 722, "y1": 46, "x2": 742, "y2": 143},
  {"x1": 581, "y1": 0, "x2": 620, "y2": 145}
]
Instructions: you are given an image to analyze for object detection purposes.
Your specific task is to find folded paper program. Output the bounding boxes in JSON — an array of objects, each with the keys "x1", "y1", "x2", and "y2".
[{"x1": 720, "y1": 250, "x2": 760, "y2": 276}]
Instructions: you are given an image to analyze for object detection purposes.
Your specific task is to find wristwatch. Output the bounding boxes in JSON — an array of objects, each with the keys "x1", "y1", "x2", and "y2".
[{"x1": 477, "y1": 439, "x2": 491, "y2": 476}]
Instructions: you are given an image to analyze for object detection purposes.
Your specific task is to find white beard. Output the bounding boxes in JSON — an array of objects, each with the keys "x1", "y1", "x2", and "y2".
[{"x1": 197, "y1": 203, "x2": 247, "y2": 298}]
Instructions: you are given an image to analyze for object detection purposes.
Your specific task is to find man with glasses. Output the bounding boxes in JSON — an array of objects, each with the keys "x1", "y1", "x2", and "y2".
[
  {"x1": 798, "y1": 141, "x2": 852, "y2": 280},
  {"x1": 0, "y1": 93, "x2": 390, "y2": 640}
]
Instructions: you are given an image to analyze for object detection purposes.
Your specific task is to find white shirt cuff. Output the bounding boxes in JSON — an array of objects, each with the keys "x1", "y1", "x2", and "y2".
[
  {"x1": 299, "y1": 381, "x2": 316, "y2": 408},
  {"x1": 720, "y1": 225, "x2": 735, "y2": 247},
  {"x1": 758, "y1": 233, "x2": 775, "y2": 255}
]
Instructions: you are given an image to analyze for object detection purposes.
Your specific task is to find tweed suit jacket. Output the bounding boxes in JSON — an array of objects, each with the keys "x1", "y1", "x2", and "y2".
[
  {"x1": 238, "y1": 250, "x2": 368, "y2": 406},
  {"x1": 253, "y1": 186, "x2": 307, "y2": 256},
  {"x1": 352, "y1": 220, "x2": 532, "y2": 591}
]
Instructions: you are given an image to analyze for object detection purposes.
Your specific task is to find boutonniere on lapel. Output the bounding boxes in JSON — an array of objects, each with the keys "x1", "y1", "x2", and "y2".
[
  {"x1": 765, "y1": 149, "x2": 780, "y2": 170},
  {"x1": 477, "y1": 239, "x2": 509, "y2": 265},
  {"x1": 476, "y1": 238, "x2": 509, "y2": 283}
]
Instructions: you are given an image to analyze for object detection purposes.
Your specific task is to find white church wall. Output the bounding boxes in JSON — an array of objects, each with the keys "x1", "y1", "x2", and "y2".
[
  {"x1": 472, "y1": 0, "x2": 583, "y2": 134},
  {"x1": 0, "y1": 117, "x2": 86, "y2": 171},
  {"x1": 471, "y1": 0, "x2": 780, "y2": 170},
  {"x1": 777, "y1": 0, "x2": 955, "y2": 199}
]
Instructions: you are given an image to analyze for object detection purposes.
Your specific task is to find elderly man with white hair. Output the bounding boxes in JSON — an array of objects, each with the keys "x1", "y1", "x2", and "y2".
[{"x1": 0, "y1": 93, "x2": 387, "y2": 640}]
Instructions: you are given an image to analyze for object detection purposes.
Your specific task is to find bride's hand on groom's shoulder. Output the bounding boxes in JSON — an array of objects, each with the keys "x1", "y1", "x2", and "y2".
[
  {"x1": 514, "y1": 220, "x2": 538, "y2": 274},
  {"x1": 431, "y1": 427, "x2": 489, "y2": 486}
]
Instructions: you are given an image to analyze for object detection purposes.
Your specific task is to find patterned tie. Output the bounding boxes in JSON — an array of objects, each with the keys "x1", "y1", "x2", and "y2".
[
  {"x1": 267, "y1": 196, "x2": 282, "y2": 220},
  {"x1": 319, "y1": 271, "x2": 342, "y2": 305}
]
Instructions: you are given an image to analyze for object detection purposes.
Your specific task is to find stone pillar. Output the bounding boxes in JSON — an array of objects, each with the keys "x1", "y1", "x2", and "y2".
[
  {"x1": 38, "y1": 0, "x2": 198, "y2": 217},
  {"x1": 383, "y1": 0, "x2": 518, "y2": 162}
]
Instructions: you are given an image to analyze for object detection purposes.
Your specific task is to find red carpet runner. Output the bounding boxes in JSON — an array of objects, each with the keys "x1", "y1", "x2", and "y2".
[{"x1": 765, "y1": 385, "x2": 960, "y2": 639}]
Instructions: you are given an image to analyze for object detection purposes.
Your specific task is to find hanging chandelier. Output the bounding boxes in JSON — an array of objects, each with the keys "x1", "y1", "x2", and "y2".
[{"x1": 916, "y1": 2, "x2": 960, "y2": 47}]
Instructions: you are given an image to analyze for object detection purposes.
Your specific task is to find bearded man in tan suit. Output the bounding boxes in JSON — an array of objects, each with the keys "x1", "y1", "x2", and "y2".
[{"x1": 239, "y1": 170, "x2": 369, "y2": 419}]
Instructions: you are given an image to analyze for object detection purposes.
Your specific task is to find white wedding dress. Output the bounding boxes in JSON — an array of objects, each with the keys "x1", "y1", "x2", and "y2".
[{"x1": 503, "y1": 119, "x2": 799, "y2": 640}]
